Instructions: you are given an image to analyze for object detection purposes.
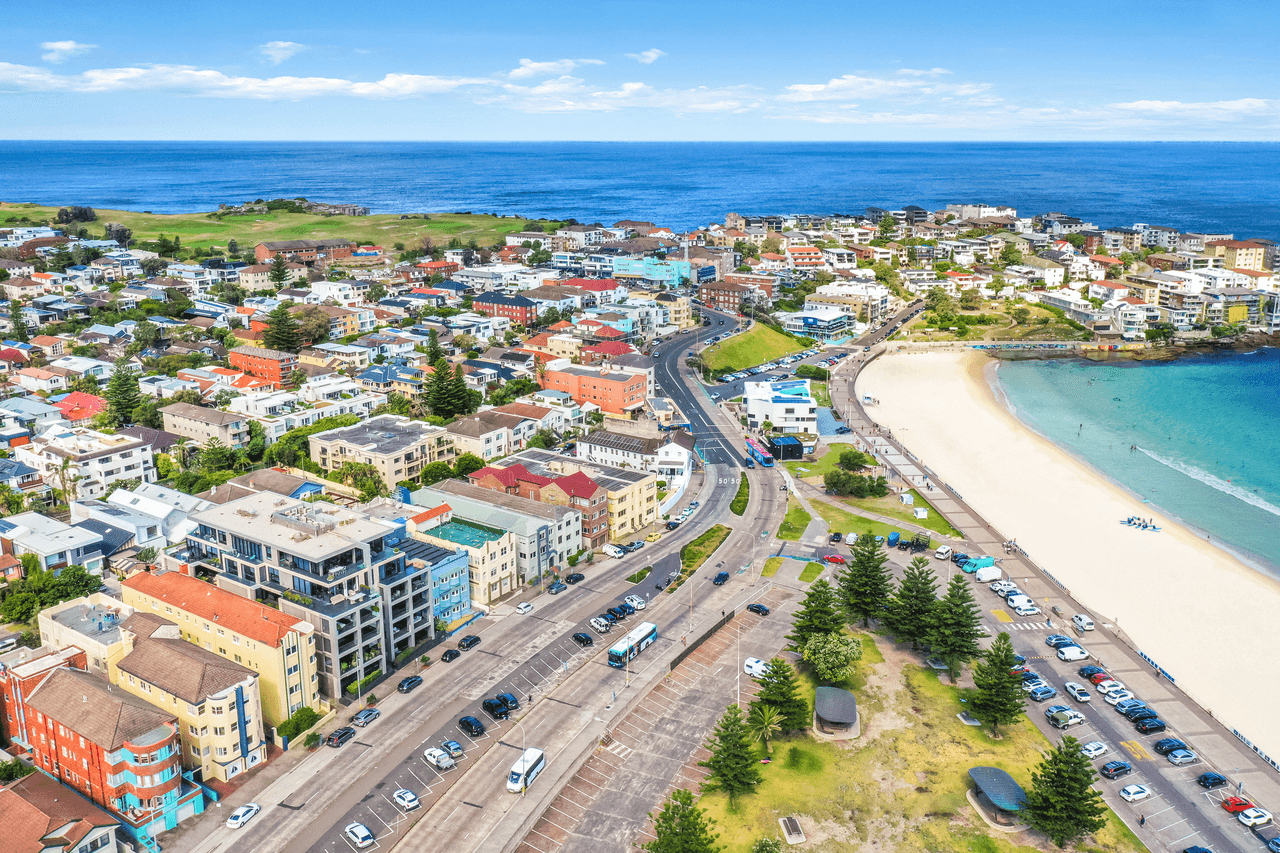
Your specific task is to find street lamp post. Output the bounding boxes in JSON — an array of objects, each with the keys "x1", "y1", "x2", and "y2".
[{"x1": 511, "y1": 718, "x2": 528, "y2": 796}]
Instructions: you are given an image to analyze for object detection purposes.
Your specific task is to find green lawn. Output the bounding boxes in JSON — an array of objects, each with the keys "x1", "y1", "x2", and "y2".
[
  {"x1": 843, "y1": 489, "x2": 964, "y2": 538},
  {"x1": 671, "y1": 525, "x2": 732, "y2": 593},
  {"x1": 810, "y1": 381, "x2": 832, "y2": 407},
  {"x1": 704, "y1": 324, "x2": 806, "y2": 372},
  {"x1": 698, "y1": 633, "x2": 1144, "y2": 853},
  {"x1": 0, "y1": 202, "x2": 559, "y2": 253},
  {"x1": 626, "y1": 566, "x2": 651, "y2": 584},
  {"x1": 776, "y1": 497, "x2": 811, "y2": 541},
  {"x1": 782, "y1": 442, "x2": 853, "y2": 479},
  {"x1": 811, "y1": 501, "x2": 936, "y2": 550},
  {"x1": 760, "y1": 557, "x2": 783, "y2": 578},
  {"x1": 729, "y1": 472, "x2": 749, "y2": 516},
  {"x1": 797, "y1": 562, "x2": 824, "y2": 582}
]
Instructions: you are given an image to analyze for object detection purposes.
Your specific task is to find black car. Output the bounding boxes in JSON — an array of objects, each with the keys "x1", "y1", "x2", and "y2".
[
  {"x1": 1100, "y1": 761, "x2": 1133, "y2": 780},
  {"x1": 950, "y1": 552, "x2": 969, "y2": 564},
  {"x1": 458, "y1": 634, "x2": 481, "y2": 651},
  {"x1": 1153, "y1": 738, "x2": 1188, "y2": 756},
  {"x1": 655, "y1": 578, "x2": 670, "y2": 590},
  {"x1": 565, "y1": 573, "x2": 586, "y2": 585},
  {"x1": 617, "y1": 601, "x2": 636, "y2": 616},
  {"x1": 458, "y1": 715, "x2": 486, "y2": 737},
  {"x1": 665, "y1": 521, "x2": 680, "y2": 530},
  {"x1": 1078, "y1": 665, "x2": 1107, "y2": 679},
  {"x1": 1124, "y1": 707, "x2": 1159, "y2": 722},
  {"x1": 481, "y1": 699, "x2": 509, "y2": 720},
  {"x1": 571, "y1": 632, "x2": 594, "y2": 647},
  {"x1": 713, "y1": 571, "x2": 730, "y2": 585},
  {"x1": 1197, "y1": 772, "x2": 1228, "y2": 789},
  {"x1": 746, "y1": 603, "x2": 770, "y2": 616},
  {"x1": 441, "y1": 649, "x2": 461, "y2": 663},
  {"x1": 829, "y1": 532, "x2": 842, "y2": 543},
  {"x1": 325, "y1": 726, "x2": 356, "y2": 748},
  {"x1": 398, "y1": 675, "x2": 423, "y2": 694},
  {"x1": 1134, "y1": 718, "x2": 1167, "y2": 734},
  {"x1": 496, "y1": 692, "x2": 520, "y2": 712},
  {"x1": 719, "y1": 319, "x2": 725, "y2": 325},
  {"x1": 599, "y1": 611, "x2": 618, "y2": 624},
  {"x1": 606, "y1": 606, "x2": 627, "y2": 622}
]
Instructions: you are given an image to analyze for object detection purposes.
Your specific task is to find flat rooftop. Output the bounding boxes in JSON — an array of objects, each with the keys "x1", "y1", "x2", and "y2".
[
  {"x1": 425, "y1": 519, "x2": 506, "y2": 549},
  {"x1": 312, "y1": 414, "x2": 443, "y2": 454},
  {"x1": 191, "y1": 491, "x2": 398, "y2": 560},
  {"x1": 49, "y1": 601, "x2": 129, "y2": 646}
]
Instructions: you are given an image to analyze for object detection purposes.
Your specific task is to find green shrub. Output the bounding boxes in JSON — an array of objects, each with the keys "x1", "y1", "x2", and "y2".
[
  {"x1": 730, "y1": 473, "x2": 749, "y2": 516},
  {"x1": 276, "y1": 705, "x2": 321, "y2": 741},
  {"x1": 303, "y1": 732, "x2": 321, "y2": 749}
]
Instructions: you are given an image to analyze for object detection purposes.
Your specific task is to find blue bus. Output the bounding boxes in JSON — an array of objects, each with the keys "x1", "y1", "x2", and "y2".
[
  {"x1": 744, "y1": 438, "x2": 775, "y2": 467},
  {"x1": 607, "y1": 622, "x2": 658, "y2": 667}
]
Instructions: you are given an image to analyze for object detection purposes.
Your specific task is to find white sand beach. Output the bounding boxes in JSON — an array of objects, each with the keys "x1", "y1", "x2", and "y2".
[{"x1": 856, "y1": 349, "x2": 1280, "y2": 755}]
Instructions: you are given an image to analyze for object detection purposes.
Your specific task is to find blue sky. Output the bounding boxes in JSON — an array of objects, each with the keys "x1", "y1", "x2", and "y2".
[{"x1": 4, "y1": 0, "x2": 1279, "y2": 140}]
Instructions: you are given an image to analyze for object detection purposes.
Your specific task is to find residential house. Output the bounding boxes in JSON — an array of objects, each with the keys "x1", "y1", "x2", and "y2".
[
  {"x1": 160, "y1": 402, "x2": 250, "y2": 449},
  {"x1": 51, "y1": 392, "x2": 106, "y2": 426},
  {"x1": 445, "y1": 410, "x2": 529, "y2": 460},
  {"x1": 576, "y1": 429, "x2": 695, "y2": 488},
  {"x1": 0, "y1": 513, "x2": 107, "y2": 575},
  {"x1": 0, "y1": 762, "x2": 123, "y2": 853}
]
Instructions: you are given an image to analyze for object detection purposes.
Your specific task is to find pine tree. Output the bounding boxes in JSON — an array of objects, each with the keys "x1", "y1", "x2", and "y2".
[
  {"x1": 886, "y1": 556, "x2": 938, "y2": 650},
  {"x1": 450, "y1": 363, "x2": 474, "y2": 415},
  {"x1": 267, "y1": 253, "x2": 290, "y2": 286},
  {"x1": 839, "y1": 533, "x2": 894, "y2": 627},
  {"x1": 1023, "y1": 735, "x2": 1109, "y2": 847},
  {"x1": 426, "y1": 358, "x2": 452, "y2": 417},
  {"x1": 103, "y1": 359, "x2": 141, "y2": 428},
  {"x1": 199, "y1": 437, "x2": 236, "y2": 474},
  {"x1": 926, "y1": 574, "x2": 984, "y2": 682},
  {"x1": 971, "y1": 632, "x2": 1025, "y2": 735},
  {"x1": 698, "y1": 705, "x2": 762, "y2": 804},
  {"x1": 785, "y1": 579, "x2": 844, "y2": 650},
  {"x1": 425, "y1": 329, "x2": 444, "y2": 364},
  {"x1": 8, "y1": 300, "x2": 28, "y2": 343},
  {"x1": 643, "y1": 788, "x2": 722, "y2": 853},
  {"x1": 262, "y1": 303, "x2": 302, "y2": 353},
  {"x1": 750, "y1": 658, "x2": 808, "y2": 732}
]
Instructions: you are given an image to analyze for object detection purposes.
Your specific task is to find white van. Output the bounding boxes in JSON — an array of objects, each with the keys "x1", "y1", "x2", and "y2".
[
  {"x1": 602, "y1": 544, "x2": 625, "y2": 559},
  {"x1": 934, "y1": 546, "x2": 953, "y2": 561},
  {"x1": 974, "y1": 567, "x2": 1001, "y2": 583},
  {"x1": 1072, "y1": 614, "x2": 1095, "y2": 632},
  {"x1": 507, "y1": 747, "x2": 547, "y2": 793},
  {"x1": 1005, "y1": 594, "x2": 1033, "y2": 610}
]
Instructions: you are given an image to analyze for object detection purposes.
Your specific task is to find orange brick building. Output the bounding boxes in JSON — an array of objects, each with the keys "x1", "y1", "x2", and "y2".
[
  {"x1": 228, "y1": 345, "x2": 298, "y2": 383},
  {"x1": 539, "y1": 365, "x2": 646, "y2": 415}
]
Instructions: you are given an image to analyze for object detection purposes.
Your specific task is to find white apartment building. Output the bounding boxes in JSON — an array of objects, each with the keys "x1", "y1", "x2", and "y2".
[
  {"x1": 743, "y1": 379, "x2": 818, "y2": 434},
  {"x1": 16, "y1": 427, "x2": 156, "y2": 500}
]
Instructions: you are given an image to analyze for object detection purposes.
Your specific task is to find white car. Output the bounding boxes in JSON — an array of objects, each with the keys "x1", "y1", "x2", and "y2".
[
  {"x1": 516, "y1": 602, "x2": 534, "y2": 615},
  {"x1": 226, "y1": 803, "x2": 261, "y2": 829},
  {"x1": 589, "y1": 617, "x2": 612, "y2": 634},
  {"x1": 1081, "y1": 741, "x2": 1109, "y2": 759},
  {"x1": 423, "y1": 746, "x2": 456, "y2": 770},
  {"x1": 1119, "y1": 784, "x2": 1152, "y2": 803},
  {"x1": 393, "y1": 789, "x2": 420, "y2": 810},
  {"x1": 1239, "y1": 808, "x2": 1273, "y2": 827},
  {"x1": 624, "y1": 594, "x2": 646, "y2": 611},
  {"x1": 1057, "y1": 645, "x2": 1089, "y2": 662},
  {"x1": 1095, "y1": 679, "x2": 1126, "y2": 695},
  {"x1": 1104, "y1": 690, "x2": 1136, "y2": 706},
  {"x1": 1064, "y1": 682, "x2": 1092, "y2": 703},
  {"x1": 344, "y1": 822, "x2": 375, "y2": 849},
  {"x1": 990, "y1": 580, "x2": 1017, "y2": 594},
  {"x1": 1021, "y1": 679, "x2": 1049, "y2": 693},
  {"x1": 1013, "y1": 604, "x2": 1041, "y2": 617},
  {"x1": 1072, "y1": 614, "x2": 1095, "y2": 631},
  {"x1": 743, "y1": 657, "x2": 768, "y2": 678}
]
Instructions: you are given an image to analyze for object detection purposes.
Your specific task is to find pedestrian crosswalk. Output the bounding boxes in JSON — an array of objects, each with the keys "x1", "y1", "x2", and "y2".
[
  {"x1": 603, "y1": 740, "x2": 633, "y2": 759},
  {"x1": 999, "y1": 621, "x2": 1050, "y2": 632}
]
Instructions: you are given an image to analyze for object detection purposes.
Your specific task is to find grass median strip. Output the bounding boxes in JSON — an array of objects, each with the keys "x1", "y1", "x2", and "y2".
[
  {"x1": 669, "y1": 524, "x2": 732, "y2": 593},
  {"x1": 730, "y1": 472, "x2": 749, "y2": 516},
  {"x1": 626, "y1": 566, "x2": 651, "y2": 584},
  {"x1": 797, "y1": 561, "x2": 824, "y2": 582},
  {"x1": 760, "y1": 557, "x2": 783, "y2": 578},
  {"x1": 777, "y1": 497, "x2": 811, "y2": 541}
]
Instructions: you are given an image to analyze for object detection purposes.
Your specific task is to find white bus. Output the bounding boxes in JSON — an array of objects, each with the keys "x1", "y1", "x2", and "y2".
[
  {"x1": 607, "y1": 621, "x2": 658, "y2": 668},
  {"x1": 507, "y1": 747, "x2": 547, "y2": 793}
]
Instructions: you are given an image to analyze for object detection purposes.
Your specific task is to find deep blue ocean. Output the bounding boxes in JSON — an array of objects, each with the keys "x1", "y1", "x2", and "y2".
[
  {"x1": 995, "y1": 349, "x2": 1280, "y2": 576},
  {"x1": 2, "y1": 141, "x2": 1280, "y2": 237}
]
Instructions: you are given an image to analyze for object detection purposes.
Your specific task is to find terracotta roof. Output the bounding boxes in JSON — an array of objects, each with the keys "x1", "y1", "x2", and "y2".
[
  {"x1": 117, "y1": 613, "x2": 257, "y2": 704},
  {"x1": 123, "y1": 570, "x2": 307, "y2": 648},
  {"x1": 548, "y1": 321, "x2": 574, "y2": 331},
  {"x1": 581, "y1": 341, "x2": 634, "y2": 356},
  {"x1": 471, "y1": 463, "x2": 551, "y2": 489},
  {"x1": 552, "y1": 470, "x2": 600, "y2": 499},
  {"x1": 411, "y1": 503, "x2": 451, "y2": 524},
  {"x1": 53, "y1": 392, "x2": 106, "y2": 422},
  {"x1": 27, "y1": 668, "x2": 174, "y2": 751},
  {"x1": 490, "y1": 402, "x2": 553, "y2": 420},
  {"x1": 594, "y1": 326, "x2": 625, "y2": 339},
  {"x1": 0, "y1": 768, "x2": 117, "y2": 853}
]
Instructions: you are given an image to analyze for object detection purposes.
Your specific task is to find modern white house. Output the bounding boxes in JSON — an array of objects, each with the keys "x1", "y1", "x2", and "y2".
[{"x1": 743, "y1": 379, "x2": 818, "y2": 434}]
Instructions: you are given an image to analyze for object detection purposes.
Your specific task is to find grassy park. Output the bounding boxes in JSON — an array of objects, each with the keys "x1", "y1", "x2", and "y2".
[
  {"x1": 811, "y1": 502, "x2": 936, "y2": 550},
  {"x1": 0, "y1": 202, "x2": 559, "y2": 252},
  {"x1": 698, "y1": 631, "x2": 1144, "y2": 853},
  {"x1": 844, "y1": 489, "x2": 964, "y2": 539},
  {"x1": 783, "y1": 442, "x2": 854, "y2": 479},
  {"x1": 797, "y1": 562, "x2": 825, "y2": 582},
  {"x1": 777, "y1": 497, "x2": 812, "y2": 541},
  {"x1": 703, "y1": 324, "x2": 806, "y2": 372}
]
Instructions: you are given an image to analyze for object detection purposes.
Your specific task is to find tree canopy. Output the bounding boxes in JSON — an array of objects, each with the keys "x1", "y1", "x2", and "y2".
[
  {"x1": 926, "y1": 574, "x2": 984, "y2": 681},
  {"x1": 785, "y1": 579, "x2": 844, "y2": 650},
  {"x1": 263, "y1": 303, "x2": 303, "y2": 353},
  {"x1": 1023, "y1": 736, "x2": 1109, "y2": 847},
  {"x1": 838, "y1": 533, "x2": 893, "y2": 627},
  {"x1": 971, "y1": 632, "x2": 1026, "y2": 735},
  {"x1": 750, "y1": 658, "x2": 808, "y2": 732},
  {"x1": 643, "y1": 788, "x2": 722, "y2": 853},
  {"x1": 698, "y1": 705, "x2": 762, "y2": 804}
]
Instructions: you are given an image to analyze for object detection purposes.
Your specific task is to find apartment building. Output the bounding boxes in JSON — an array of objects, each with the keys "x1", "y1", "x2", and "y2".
[
  {"x1": 15, "y1": 428, "x2": 155, "y2": 500},
  {"x1": 183, "y1": 492, "x2": 457, "y2": 698},
  {"x1": 539, "y1": 364, "x2": 646, "y2": 416},
  {"x1": 408, "y1": 508, "x2": 519, "y2": 608},
  {"x1": 698, "y1": 281, "x2": 752, "y2": 312},
  {"x1": 0, "y1": 769, "x2": 123, "y2": 853},
  {"x1": 228, "y1": 346, "x2": 298, "y2": 384},
  {"x1": 1205, "y1": 239, "x2": 1267, "y2": 271},
  {"x1": 744, "y1": 379, "x2": 818, "y2": 433},
  {"x1": 160, "y1": 401, "x2": 251, "y2": 449},
  {"x1": 227, "y1": 388, "x2": 382, "y2": 444},
  {"x1": 445, "y1": 410, "x2": 529, "y2": 460},
  {"x1": 122, "y1": 570, "x2": 320, "y2": 728},
  {"x1": 112, "y1": 611, "x2": 267, "y2": 783},
  {"x1": 467, "y1": 463, "x2": 609, "y2": 549},
  {"x1": 308, "y1": 414, "x2": 455, "y2": 488},
  {"x1": 413, "y1": 480, "x2": 581, "y2": 583},
  {"x1": 253, "y1": 239, "x2": 353, "y2": 265},
  {"x1": 576, "y1": 429, "x2": 696, "y2": 487},
  {"x1": 806, "y1": 281, "x2": 893, "y2": 324}
]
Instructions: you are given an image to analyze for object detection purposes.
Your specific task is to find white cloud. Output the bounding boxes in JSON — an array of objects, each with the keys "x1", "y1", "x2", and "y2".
[
  {"x1": 259, "y1": 41, "x2": 306, "y2": 65},
  {"x1": 626, "y1": 48, "x2": 666, "y2": 65},
  {"x1": 40, "y1": 40, "x2": 96, "y2": 63},
  {"x1": 0, "y1": 61, "x2": 493, "y2": 100},
  {"x1": 780, "y1": 72, "x2": 991, "y2": 103},
  {"x1": 489, "y1": 75, "x2": 756, "y2": 114},
  {"x1": 508, "y1": 58, "x2": 603, "y2": 79},
  {"x1": 1109, "y1": 97, "x2": 1272, "y2": 114},
  {"x1": 896, "y1": 67, "x2": 950, "y2": 77}
]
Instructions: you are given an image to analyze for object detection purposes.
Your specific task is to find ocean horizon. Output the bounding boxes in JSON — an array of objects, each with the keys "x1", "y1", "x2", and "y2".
[
  {"x1": 4, "y1": 140, "x2": 1280, "y2": 237},
  {"x1": 993, "y1": 348, "x2": 1280, "y2": 580}
]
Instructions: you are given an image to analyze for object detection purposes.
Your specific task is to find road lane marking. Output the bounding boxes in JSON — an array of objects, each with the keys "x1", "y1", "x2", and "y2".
[
  {"x1": 992, "y1": 609, "x2": 1013, "y2": 623},
  {"x1": 1120, "y1": 740, "x2": 1153, "y2": 761}
]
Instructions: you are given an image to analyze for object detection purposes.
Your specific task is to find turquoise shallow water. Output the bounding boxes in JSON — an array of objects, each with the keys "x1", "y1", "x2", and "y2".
[{"x1": 993, "y1": 348, "x2": 1280, "y2": 577}]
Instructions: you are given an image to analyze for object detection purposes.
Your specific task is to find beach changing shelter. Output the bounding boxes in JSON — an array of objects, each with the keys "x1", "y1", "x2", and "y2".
[
  {"x1": 914, "y1": 507, "x2": 929, "y2": 519},
  {"x1": 968, "y1": 767, "x2": 1026, "y2": 825},
  {"x1": 814, "y1": 686, "x2": 858, "y2": 734},
  {"x1": 900, "y1": 493, "x2": 914, "y2": 505}
]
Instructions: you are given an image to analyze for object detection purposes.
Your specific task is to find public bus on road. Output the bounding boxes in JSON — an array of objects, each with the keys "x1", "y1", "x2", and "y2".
[
  {"x1": 607, "y1": 622, "x2": 658, "y2": 668},
  {"x1": 744, "y1": 438, "x2": 775, "y2": 467}
]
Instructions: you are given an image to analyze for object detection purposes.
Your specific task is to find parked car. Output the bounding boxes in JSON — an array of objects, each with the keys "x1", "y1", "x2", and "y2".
[
  {"x1": 1088, "y1": 672, "x2": 1114, "y2": 685},
  {"x1": 516, "y1": 602, "x2": 534, "y2": 615},
  {"x1": 352, "y1": 708, "x2": 380, "y2": 727},
  {"x1": 496, "y1": 692, "x2": 520, "y2": 712},
  {"x1": 1100, "y1": 761, "x2": 1133, "y2": 780},
  {"x1": 1057, "y1": 645, "x2": 1090, "y2": 662},
  {"x1": 1239, "y1": 808, "x2": 1274, "y2": 828},
  {"x1": 572, "y1": 632, "x2": 594, "y2": 647},
  {"x1": 1124, "y1": 707, "x2": 1159, "y2": 723},
  {"x1": 822, "y1": 554, "x2": 845, "y2": 564},
  {"x1": 1120, "y1": 784, "x2": 1152, "y2": 803},
  {"x1": 1078, "y1": 665, "x2": 1107, "y2": 679},
  {"x1": 565, "y1": 573, "x2": 586, "y2": 584},
  {"x1": 226, "y1": 803, "x2": 261, "y2": 829},
  {"x1": 1221, "y1": 796, "x2": 1254, "y2": 814},
  {"x1": 1153, "y1": 738, "x2": 1188, "y2": 756},
  {"x1": 1029, "y1": 685, "x2": 1058, "y2": 702},
  {"x1": 1081, "y1": 741, "x2": 1109, "y2": 759},
  {"x1": 393, "y1": 789, "x2": 420, "y2": 811},
  {"x1": 743, "y1": 657, "x2": 768, "y2": 678},
  {"x1": 1044, "y1": 704, "x2": 1071, "y2": 720},
  {"x1": 1073, "y1": 614, "x2": 1096, "y2": 631},
  {"x1": 746, "y1": 603, "x2": 770, "y2": 616},
  {"x1": 1114, "y1": 698, "x2": 1146, "y2": 715},
  {"x1": 599, "y1": 611, "x2": 617, "y2": 624},
  {"x1": 441, "y1": 649, "x2": 461, "y2": 663},
  {"x1": 547, "y1": 582, "x2": 568, "y2": 594},
  {"x1": 1095, "y1": 679, "x2": 1126, "y2": 695},
  {"x1": 606, "y1": 606, "x2": 627, "y2": 622},
  {"x1": 589, "y1": 617, "x2": 612, "y2": 634},
  {"x1": 1197, "y1": 772, "x2": 1229, "y2": 789},
  {"x1": 1064, "y1": 682, "x2": 1092, "y2": 703},
  {"x1": 398, "y1": 675, "x2": 423, "y2": 694},
  {"x1": 459, "y1": 715, "x2": 486, "y2": 737},
  {"x1": 326, "y1": 727, "x2": 356, "y2": 748},
  {"x1": 830, "y1": 532, "x2": 842, "y2": 542},
  {"x1": 1105, "y1": 690, "x2": 1137, "y2": 706},
  {"x1": 440, "y1": 740, "x2": 465, "y2": 758},
  {"x1": 1135, "y1": 718, "x2": 1168, "y2": 734},
  {"x1": 1013, "y1": 603, "x2": 1041, "y2": 616},
  {"x1": 713, "y1": 571, "x2": 730, "y2": 585},
  {"x1": 1045, "y1": 634, "x2": 1076, "y2": 648},
  {"x1": 481, "y1": 699, "x2": 509, "y2": 721},
  {"x1": 1167, "y1": 749, "x2": 1198, "y2": 766},
  {"x1": 344, "y1": 822, "x2": 375, "y2": 849},
  {"x1": 458, "y1": 635, "x2": 481, "y2": 651}
]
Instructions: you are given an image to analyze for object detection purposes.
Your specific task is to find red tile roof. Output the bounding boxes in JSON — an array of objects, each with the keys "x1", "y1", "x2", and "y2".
[
  {"x1": 123, "y1": 570, "x2": 307, "y2": 648},
  {"x1": 548, "y1": 321, "x2": 574, "y2": 331},
  {"x1": 53, "y1": 392, "x2": 107, "y2": 422},
  {"x1": 581, "y1": 341, "x2": 634, "y2": 356},
  {"x1": 411, "y1": 503, "x2": 451, "y2": 524},
  {"x1": 554, "y1": 471, "x2": 600, "y2": 499},
  {"x1": 594, "y1": 326, "x2": 625, "y2": 339}
]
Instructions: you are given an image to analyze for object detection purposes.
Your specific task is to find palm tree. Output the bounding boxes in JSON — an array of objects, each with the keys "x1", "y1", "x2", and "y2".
[
  {"x1": 746, "y1": 703, "x2": 784, "y2": 755},
  {"x1": 172, "y1": 437, "x2": 190, "y2": 473}
]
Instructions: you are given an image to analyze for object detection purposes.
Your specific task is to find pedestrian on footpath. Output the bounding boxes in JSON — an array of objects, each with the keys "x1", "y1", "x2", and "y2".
[{"x1": 1140, "y1": 816, "x2": 1146, "y2": 827}]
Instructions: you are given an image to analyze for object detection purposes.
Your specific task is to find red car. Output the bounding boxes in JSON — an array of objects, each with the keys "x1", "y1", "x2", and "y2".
[
  {"x1": 822, "y1": 554, "x2": 846, "y2": 564},
  {"x1": 1221, "y1": 797, "x2": 1254, "y2": 814},
  {"x1": 1010, "y1": 665, "x2": 1031, "y2": 675},
  {"x1": 1087, "y1": 672, "x2": 1113, "y2": 685}
]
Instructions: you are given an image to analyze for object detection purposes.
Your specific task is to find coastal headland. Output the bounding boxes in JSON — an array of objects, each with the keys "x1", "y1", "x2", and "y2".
[{"x1": 856, "y1": 348, "x2": 1280, "y2": 758}]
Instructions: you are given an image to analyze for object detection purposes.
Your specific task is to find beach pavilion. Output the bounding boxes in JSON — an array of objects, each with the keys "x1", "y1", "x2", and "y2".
[
  {"x1": 968, "y1": 766, "x2": 1027, "y2": 825},
  {"x1": 814, "y1": 686, "x2": 859, "y2": 735}
]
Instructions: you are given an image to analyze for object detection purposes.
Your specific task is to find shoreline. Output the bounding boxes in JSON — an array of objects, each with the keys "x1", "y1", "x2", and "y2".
[{"x1": 856, "y1": 348, "x2": 1280, "y2": 758}]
